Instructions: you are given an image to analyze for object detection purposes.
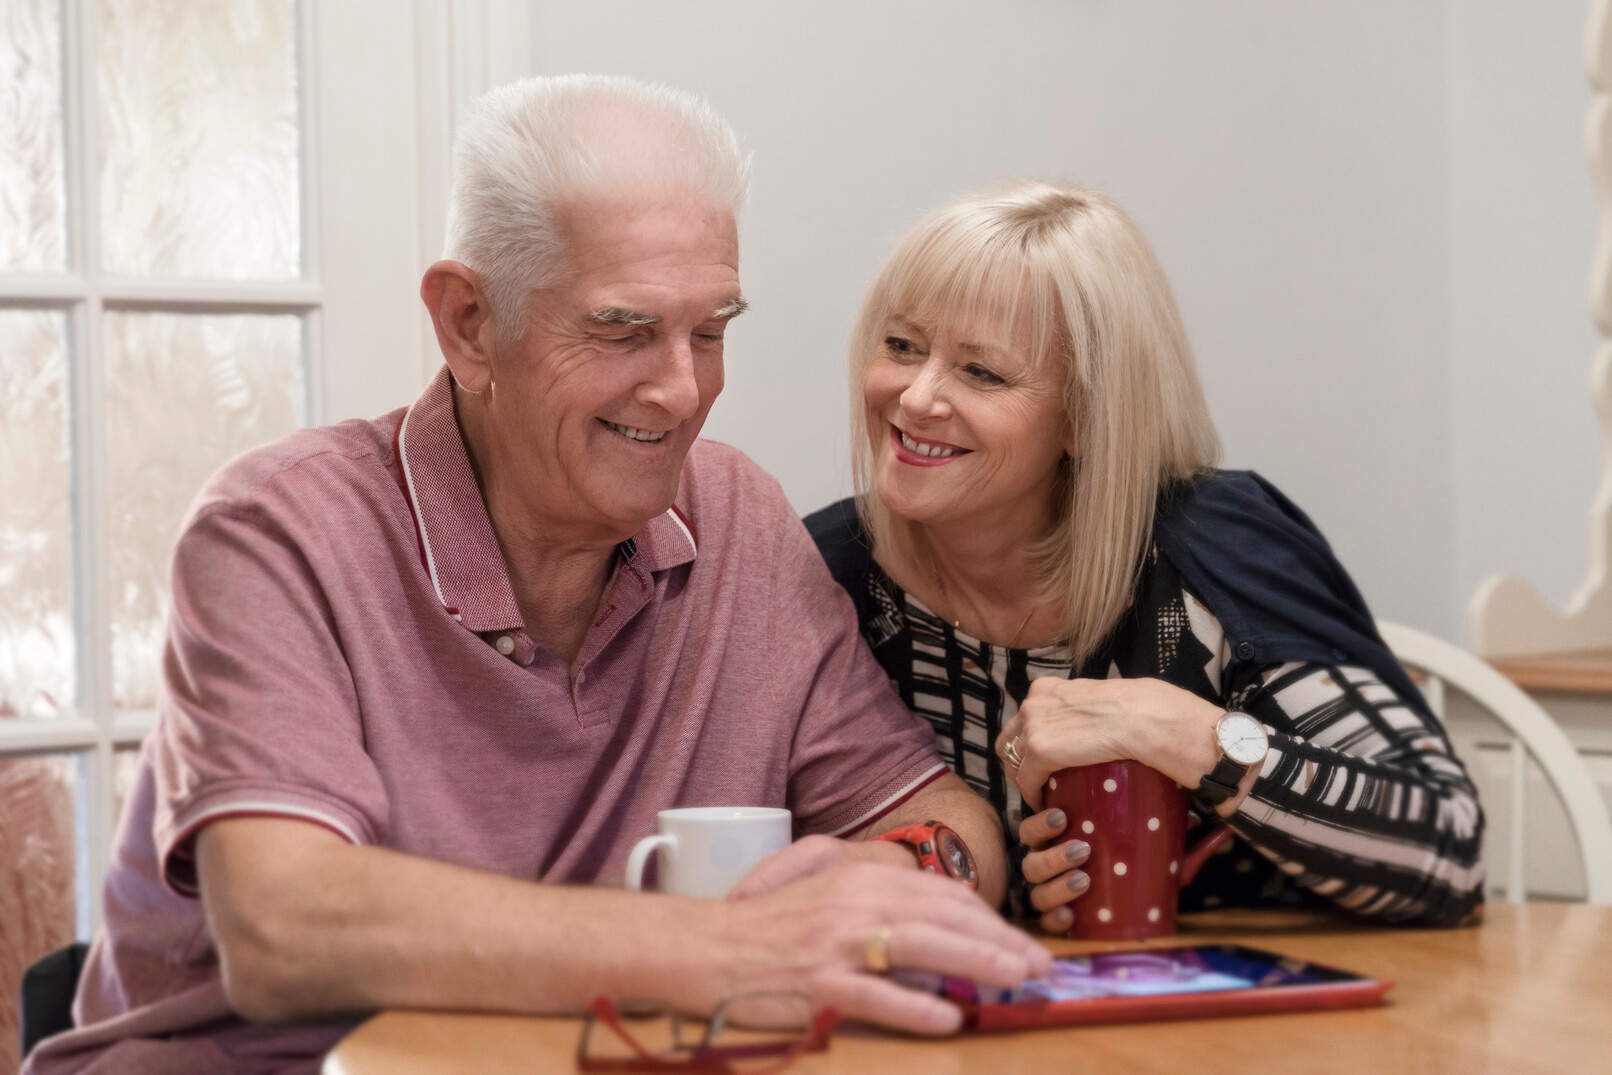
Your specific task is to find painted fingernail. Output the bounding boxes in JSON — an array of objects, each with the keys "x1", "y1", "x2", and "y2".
[
  {"x1": 1064, "y1": 840, "x2": 1091, "y2": 862},
  {"x1": 1046, "y1": 809, "x2": 1066, "y2": 829},
  {"x1": 1052, "y1": 907, "x2": 1073, "y2": 928},
  {"x1": 1067, "y1": 871, "x2": 1091, "y2": 893}
]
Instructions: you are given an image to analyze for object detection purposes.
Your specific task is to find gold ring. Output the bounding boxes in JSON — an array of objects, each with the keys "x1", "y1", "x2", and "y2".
[
  {"x1": 864, "y1": 924, "x2": 893, "y2": 973},
  {"x1": 1004, "y1": 735, "x2": 1024, "y2": 768}
]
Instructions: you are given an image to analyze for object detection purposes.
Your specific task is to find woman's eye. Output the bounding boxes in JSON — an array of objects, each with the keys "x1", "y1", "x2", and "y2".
[
  {"x1": 965, "y1": 364, "x2": 1006, "y2": 385},
  {"x1": 884, "y1": 336, "x2": 917, "y2": 356}
]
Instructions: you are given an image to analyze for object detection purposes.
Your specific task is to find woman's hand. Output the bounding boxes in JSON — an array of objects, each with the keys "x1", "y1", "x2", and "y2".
[
  {"x1": 1016, "y1": 808, "x2": 1091, "y2": 934},
  {"x1": 997, "y1": 677, "x2": 1225, "y2": 811}
]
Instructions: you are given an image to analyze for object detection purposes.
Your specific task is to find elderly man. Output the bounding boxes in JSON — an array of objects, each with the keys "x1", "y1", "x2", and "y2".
[{"x1": 24, "y1": 77, "x2": 1047, "y2": 1075}]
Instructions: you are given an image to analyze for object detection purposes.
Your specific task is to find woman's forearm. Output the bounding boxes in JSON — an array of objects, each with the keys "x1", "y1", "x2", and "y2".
[{"x1": 1228, "y1": 662, "x2": 1485, "y2": 926}]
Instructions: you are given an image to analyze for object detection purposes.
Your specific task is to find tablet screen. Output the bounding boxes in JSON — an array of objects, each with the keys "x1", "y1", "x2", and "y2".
[{"x1": 950, "y1": 944, "x2": 1373, "y2": 1005}]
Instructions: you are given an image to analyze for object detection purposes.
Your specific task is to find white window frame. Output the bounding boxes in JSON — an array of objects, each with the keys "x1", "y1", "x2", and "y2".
[
  {"x1": 0, "y1": 0, "x2": 327, "y2": 939},
  {"x1": 0, "y1": 0, "x2": 525, "y2": 936}
]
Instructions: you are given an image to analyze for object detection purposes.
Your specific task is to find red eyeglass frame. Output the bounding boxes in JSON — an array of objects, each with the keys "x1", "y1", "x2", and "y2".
[{"x1": 576, "y1": 994, "x2": 839, "y2": 1074}]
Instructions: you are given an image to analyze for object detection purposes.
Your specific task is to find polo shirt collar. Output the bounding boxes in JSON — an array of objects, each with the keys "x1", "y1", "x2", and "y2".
[
  {"x1": 395, "y1": 366, "x2": 698, "y2": 633},
  {"x1": 626, "y1": 504, "x2": 700, "y2": 574}
]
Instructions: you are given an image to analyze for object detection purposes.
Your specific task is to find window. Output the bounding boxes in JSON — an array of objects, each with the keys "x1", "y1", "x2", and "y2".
[{"x1": 1, "y1": 2, "x2": 439, "y2": 1058}]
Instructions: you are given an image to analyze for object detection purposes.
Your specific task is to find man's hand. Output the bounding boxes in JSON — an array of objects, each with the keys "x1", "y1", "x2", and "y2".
[
  {"x1": 718, "y1": 861, "x2": 1051, "y2": 1035},
  {"x1": 729, "y1": 773, "x2": 1010, "y2": 907},
  {"x1": 842, "y1": 773, "x2": 1011, "y2": 908},
  {"x1": 728, "y1": 835, "x2": 913, "y2": 901}
]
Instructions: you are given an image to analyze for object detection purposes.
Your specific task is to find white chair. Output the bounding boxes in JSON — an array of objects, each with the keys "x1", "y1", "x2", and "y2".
[{"x1": 1376, "y1": 620, "x2": 1612, "y2": 904}]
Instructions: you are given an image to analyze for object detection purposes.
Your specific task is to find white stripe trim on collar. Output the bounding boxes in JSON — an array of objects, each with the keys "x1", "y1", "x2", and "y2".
[
  {"x1": 664, "y1": 507, "x2": 697, "y2": 556},
  {"x1": 397, "y1": 402, "x2": 459, "y2": 621}
]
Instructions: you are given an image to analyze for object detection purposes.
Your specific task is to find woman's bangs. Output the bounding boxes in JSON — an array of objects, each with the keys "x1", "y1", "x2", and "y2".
[{"x1": 886, "y1": 226, "x2": 1060, "y2": 369}]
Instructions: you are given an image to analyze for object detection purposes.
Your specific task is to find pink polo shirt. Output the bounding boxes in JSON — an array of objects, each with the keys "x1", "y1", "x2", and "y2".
[{"x1": 26, "y1": 366, "x2": 944, "y2": 1075}]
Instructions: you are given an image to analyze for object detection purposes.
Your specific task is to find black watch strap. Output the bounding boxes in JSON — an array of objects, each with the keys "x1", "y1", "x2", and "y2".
[{"x1": 1192, "y1": 756, "x2": 1248, "y2": 810}]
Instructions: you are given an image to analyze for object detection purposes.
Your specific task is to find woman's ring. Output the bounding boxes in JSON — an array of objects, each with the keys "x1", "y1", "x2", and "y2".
[
  {"x1": 1004, "y1": 735, "x2": 1024, "y2": 768},
  {"x1": 864, "y1": 924, "x2": 894, "y2": 973}
]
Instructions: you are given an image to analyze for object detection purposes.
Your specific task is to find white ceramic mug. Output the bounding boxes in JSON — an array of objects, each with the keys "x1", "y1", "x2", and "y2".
[{"x1": 624, "y1": 806, "x2": 792, "y2": 898}]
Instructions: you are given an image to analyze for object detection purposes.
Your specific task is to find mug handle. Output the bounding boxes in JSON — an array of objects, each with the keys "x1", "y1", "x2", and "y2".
[
  {"x1": 625, "y1": 833, "x2": 677, "y2": 892},
  {"x1": 1177, "y1": 821, "x2": 1234, "y2": 887}
]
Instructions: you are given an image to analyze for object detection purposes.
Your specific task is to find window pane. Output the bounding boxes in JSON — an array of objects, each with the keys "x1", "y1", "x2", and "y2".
[
  {"x1": 0, "y1": 752, "x2": 81, "y2": 1074},
  {"x1": 0, "y1": 0, "x2": 67, "y2": 272},
  {"x1": 105, "y1": 312, "x2": 304, "y2": 711},
  {"x1": 97, "y1": 0, "x2": 301, "y2": 279},
  {"x1": 0, "y1": 310, "x2": 75, "y2": 720}
]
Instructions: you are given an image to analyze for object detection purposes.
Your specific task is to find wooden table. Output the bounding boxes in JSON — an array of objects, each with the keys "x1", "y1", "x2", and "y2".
[{"x1": 324, "y1": 903, "x2": 1612, "y2": 1074}]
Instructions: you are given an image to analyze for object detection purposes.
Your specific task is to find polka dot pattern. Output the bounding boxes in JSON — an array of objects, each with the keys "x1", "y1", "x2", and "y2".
[{"x1": 1047, "y1": 761, "x2": 1202, "y2": 941}]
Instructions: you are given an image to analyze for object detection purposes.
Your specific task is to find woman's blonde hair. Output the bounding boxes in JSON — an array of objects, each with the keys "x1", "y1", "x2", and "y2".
[{"x1": 849, "y1": 181, "x2": 1222, "y2": 667}]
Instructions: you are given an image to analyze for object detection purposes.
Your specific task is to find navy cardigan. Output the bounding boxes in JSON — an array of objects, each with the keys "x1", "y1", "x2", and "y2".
[{"x1": 804, "y1": 470, "x2": 1428, "y2": 718}]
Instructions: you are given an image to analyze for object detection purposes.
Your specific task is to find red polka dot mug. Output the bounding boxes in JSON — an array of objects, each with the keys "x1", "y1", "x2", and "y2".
[{"x1": 1042, "y1": 760, "x2": 1233, "y2": 940}]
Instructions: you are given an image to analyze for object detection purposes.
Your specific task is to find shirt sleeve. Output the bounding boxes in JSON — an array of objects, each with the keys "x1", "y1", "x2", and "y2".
[
  {"x1": 1190, "y1": 592, "x2": 1487, "y2": 927},
  {"x1": 151, "y1": 501, "x2": 390, "y2": 896},
  {"x1": 760, "y1": 487, "x2": 946, "y2": 837}
]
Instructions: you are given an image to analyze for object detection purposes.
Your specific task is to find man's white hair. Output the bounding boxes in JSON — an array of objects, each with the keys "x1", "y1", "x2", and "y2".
[{"x1": 443, "y1": 74, "x2": 751, "y2": 340}]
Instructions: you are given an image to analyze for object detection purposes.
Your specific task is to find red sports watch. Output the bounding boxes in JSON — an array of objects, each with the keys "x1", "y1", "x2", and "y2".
[{"x1": 871, "y1": 821, "x2": 978, "y2": 890}]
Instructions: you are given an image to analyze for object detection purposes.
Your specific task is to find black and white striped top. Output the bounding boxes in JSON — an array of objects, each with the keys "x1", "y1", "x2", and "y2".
[{"x1": 863, "y1": 546, "x2": 1486, "y2": 926}]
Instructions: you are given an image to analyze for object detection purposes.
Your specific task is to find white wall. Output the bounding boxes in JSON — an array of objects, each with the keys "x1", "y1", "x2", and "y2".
[
  {"x1": 526, "y1": 0, "x2": 1599, "y2": 641},
  {"x1": 1451, "y1": 1, "x2": 1601, "y2": 632}
]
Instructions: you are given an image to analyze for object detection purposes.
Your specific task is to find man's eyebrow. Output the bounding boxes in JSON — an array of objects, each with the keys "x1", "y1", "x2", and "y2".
[
  {"x1": 711, "y1": 296, "x2": 750, "y2": 320},
  {"x1": 588, "y1": 307, "x2": 659, "y2": 327},
  {"x1": 587, "y1": 298, "x2": 749, "y2": 327}
]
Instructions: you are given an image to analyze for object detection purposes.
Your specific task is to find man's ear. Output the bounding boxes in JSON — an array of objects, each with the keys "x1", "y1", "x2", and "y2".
[{"x1": 420, "y1": 260, "x2": 497, "y2": 392}]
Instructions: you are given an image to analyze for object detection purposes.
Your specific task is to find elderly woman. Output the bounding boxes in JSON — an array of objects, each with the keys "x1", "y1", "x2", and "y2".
[{"x1": 807, "y1": 182, "x2": 1483, "y2": 932}]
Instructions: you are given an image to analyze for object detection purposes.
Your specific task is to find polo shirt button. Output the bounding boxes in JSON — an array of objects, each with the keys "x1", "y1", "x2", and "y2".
[
  {"x1": 495, "y1": 635, "x2": 515, "y2": 656},
  {"x1": 1235, "y1": 641, "x2": 1255, "y2": 661},
  {"x1": 575, "y1": 671, "x2": 587, "y2": 685}
]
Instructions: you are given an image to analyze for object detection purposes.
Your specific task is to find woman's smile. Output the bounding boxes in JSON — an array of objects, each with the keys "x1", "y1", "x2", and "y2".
[{"x1": 891, "y1": 424, "x2": 970, "y2": 465}]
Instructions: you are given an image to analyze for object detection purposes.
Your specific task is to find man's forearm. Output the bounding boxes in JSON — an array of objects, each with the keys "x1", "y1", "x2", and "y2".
[
  {"x1": 857, "y1": 773, "x2": 1009, "y2": 909},
  {"x1": 199, "y1": 818, "x2": 743, "y2": 1022},
  {"x1": 199, "y1": 815, "x2": 1048, "y2": 1036}
]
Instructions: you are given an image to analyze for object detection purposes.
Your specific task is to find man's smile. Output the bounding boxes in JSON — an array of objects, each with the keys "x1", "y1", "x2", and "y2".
[{"x1": 602, "y1": 419, "x2": 670, "y2": 443}]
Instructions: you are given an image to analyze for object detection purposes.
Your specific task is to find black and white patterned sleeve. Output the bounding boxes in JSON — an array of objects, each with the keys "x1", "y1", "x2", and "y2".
[{"x1": 1179, "y1": 590, "x2": 1486, "y2": 927}]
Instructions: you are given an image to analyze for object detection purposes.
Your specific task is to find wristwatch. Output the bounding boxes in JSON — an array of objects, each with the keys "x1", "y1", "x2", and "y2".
[
  {"x1": 1193, "y1": 711, "x2": 1271, "y2": 810},
  {"x1": 871, "y1": 821, "x2": 979, "y2": 890}
]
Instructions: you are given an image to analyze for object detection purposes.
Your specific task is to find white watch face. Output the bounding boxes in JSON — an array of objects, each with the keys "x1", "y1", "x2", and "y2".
[{"x1": 1218, "y1": 712, "x2": 1269, "y2": 766}]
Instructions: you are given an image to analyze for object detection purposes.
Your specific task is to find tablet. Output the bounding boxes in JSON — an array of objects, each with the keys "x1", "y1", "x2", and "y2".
[{"x1": 940, "y1": 944, "x2": 1391, "y2": 1031}]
